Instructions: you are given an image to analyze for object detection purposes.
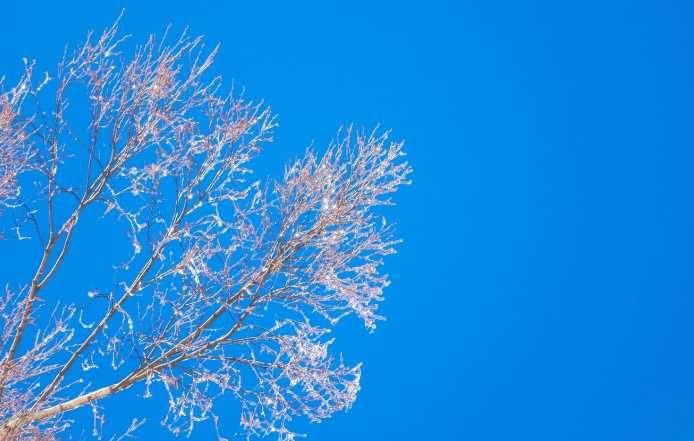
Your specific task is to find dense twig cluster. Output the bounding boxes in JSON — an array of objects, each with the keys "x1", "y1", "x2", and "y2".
[
  {"x1": 0, "y1": 17, "x2": 410, "y2": 440},
  {"x1": 0, "y1": 65, "x2": 36, "y2": 212}
]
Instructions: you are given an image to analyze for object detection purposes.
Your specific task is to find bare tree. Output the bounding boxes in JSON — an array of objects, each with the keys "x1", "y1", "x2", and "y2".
[{"x1": 0, "y1": 17, "x2": 410, "y2": 440}]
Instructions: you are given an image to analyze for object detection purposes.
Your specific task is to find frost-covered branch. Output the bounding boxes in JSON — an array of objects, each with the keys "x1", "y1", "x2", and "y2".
[{"x1": 0, "y1": 17, "x2": 410, "y2": 441}]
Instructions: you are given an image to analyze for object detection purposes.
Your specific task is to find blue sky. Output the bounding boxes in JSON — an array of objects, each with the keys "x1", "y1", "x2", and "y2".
[{"x1": 2, "y1": 1, "x2": 694, "y2": 440}]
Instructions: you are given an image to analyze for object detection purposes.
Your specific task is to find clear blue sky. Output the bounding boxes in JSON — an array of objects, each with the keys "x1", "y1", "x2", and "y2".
[{"x1": 2, "y1": 1, "x2": 694, "y2": 440}]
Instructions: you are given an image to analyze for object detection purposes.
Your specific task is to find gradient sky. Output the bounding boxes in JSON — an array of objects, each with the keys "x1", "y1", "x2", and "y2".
[{"x1": 2, "y1": 1, "x2": 694, "y2": 440}]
